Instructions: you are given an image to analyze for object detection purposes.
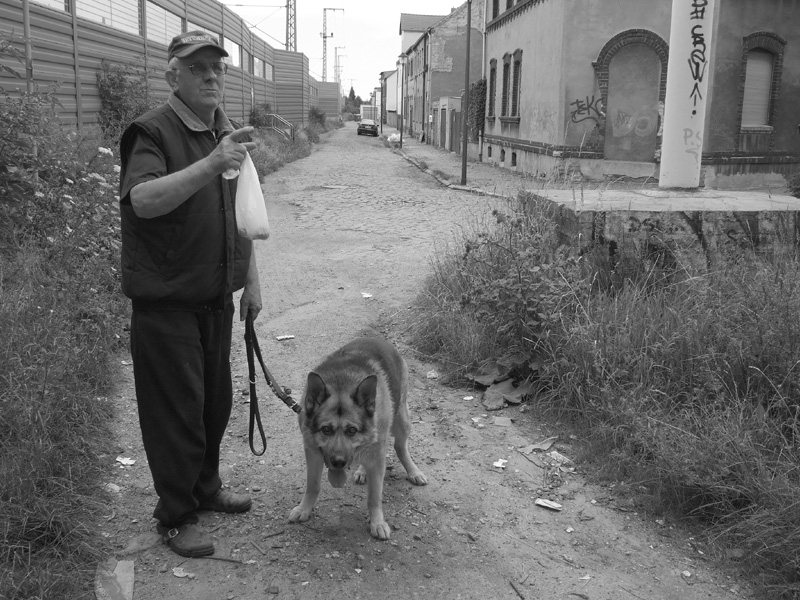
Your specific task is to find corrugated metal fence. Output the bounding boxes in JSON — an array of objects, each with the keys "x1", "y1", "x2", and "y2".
[{"x1": 0, "y1": 0, "x2": 312, "y2": 128}]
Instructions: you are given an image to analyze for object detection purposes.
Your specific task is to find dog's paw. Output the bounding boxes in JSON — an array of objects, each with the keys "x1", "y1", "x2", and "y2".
[
  {"x1": 407, "y1": 469, "x2": 428, "y2": 486},
  {"x1": 288, "y1": 504, "x2": 313, "y2": 523},
  {"x1": 370, "y1": 520, "x2": 391, "y2": 540},
  {"x1": 353, "y1": 466, "x2": 367, "y2": 485}
]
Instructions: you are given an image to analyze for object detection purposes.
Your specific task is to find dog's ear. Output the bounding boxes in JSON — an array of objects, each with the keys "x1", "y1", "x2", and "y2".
[
  {"x1": 354, "y1": 375, "x2": 377, "y2": 417},
  {"x1": 304, "y1": 371, "x2": 329, "y2": 412}
]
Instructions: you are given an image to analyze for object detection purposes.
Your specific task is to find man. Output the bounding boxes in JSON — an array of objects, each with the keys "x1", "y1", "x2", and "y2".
[{"x1": 118, "y1": 31, "x2": 261, "y2": 558}]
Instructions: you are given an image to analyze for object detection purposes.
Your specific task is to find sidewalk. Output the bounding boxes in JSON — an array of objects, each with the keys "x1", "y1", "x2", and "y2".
[{"x1": 380, "y1": 125, "x2": 529, "y2": 200}]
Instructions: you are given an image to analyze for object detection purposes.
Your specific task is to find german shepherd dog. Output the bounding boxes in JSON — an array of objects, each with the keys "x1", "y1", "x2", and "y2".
[{"x1": 288, "y1": 337, "x2": 428, "y2": 540}]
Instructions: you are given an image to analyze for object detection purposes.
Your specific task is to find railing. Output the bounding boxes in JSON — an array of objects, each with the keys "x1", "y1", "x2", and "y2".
[{"x1": 266, "y1": 114, "x2": 295, "y2": 141}]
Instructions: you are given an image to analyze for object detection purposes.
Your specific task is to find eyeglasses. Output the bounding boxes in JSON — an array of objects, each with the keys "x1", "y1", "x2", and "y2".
[{"x1": 174, "y1": 61, "x2": 228, "y2": 76}]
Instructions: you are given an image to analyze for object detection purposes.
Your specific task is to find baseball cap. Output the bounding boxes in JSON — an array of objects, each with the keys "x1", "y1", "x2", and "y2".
[{"x1": 167, "y1": 31, "x2": 229, "y2": 60}]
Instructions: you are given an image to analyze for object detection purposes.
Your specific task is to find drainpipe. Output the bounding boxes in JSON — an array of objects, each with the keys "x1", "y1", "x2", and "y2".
[{"x1": 478, "y1": 0, "x2": 488, "y2": 161}]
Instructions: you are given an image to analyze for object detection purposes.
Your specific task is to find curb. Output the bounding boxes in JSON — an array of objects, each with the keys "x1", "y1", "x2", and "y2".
[{"x1": 393, "y1": 147, "x2": 511, "y2": 199}]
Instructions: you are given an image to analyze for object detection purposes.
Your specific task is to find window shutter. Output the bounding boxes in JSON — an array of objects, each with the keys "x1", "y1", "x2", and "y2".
[{"x1": 741, "y1": 50, "x2": 773, "y2": 127}]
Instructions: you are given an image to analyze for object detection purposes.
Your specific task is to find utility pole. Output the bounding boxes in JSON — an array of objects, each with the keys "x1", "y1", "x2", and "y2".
[
  {"x1": 321, "y1": 7, "x2": 344, "y2": 82},
  {"x1": 460, "y1": 0, "x2": 472, "y2": 185},
  {"x1": 285, "y1": 0, "x2": 296, "y2": 52}
]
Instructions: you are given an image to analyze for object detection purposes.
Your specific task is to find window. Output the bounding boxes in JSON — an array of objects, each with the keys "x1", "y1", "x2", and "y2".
[
  {"x1": 265, "y1": 62, "x2": 273, "y2": 81},
  {"x1": 488, "y1": 59, "x2": 497, "y2": 117},
  {"x1": 224, "y1": 38, "x2": 241, "y2": 68},
  {"x1": 492, "y1": 0, "x2": 499, "y2": 19},
  {"x1": 741, "y1": 49, "x2": 773, "y2": 127},
  {"x1": 737, "y1": 32, "x2": 785, "y2": 152},
  {"x1": 511, "y1": 50, "x2": 522, "y2": 117},
  {"x1": 78, "y1": 0, "x2": 140, "y2": 36},
  {"x1": 31, "y1": 0, "x2": 68, "y2": 12},
  {"x1": 145, "y1": 1, "x2": 181, "y2": 45},
  {"x1": 242, "y1": 48, "x2": 252, "y2": 74},
  {"x1": 506, "y1": 0, "x2": 513, "y2": 9},
  {"x1": 501, "y1": 54, "x2": 510, "y2": 116},
  {"x1": 254, "y1": 56, "x2": 265, "y2": 79}
]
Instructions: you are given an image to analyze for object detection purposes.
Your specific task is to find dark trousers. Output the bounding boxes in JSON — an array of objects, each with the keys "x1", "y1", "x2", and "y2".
[{"x1": 130, "y1": 301, "x2": 234, "y2": 528}]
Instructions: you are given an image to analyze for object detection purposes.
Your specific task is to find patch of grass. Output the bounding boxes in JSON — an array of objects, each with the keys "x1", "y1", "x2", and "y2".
[
  {"x1": 1, "y1": 88, "x2": 125, "y2": 597},
  {"x1": 411, "y1": 189, "x2": 800, "y2": 597}
]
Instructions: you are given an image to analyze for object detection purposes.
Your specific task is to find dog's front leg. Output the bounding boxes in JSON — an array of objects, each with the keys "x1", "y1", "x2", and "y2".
[
  {"x1": 366, "y1": 459, "x2": 390, "y2": 540},
  {"x1": 288, "y1": 445, "x2": 324, "y2": 523}
]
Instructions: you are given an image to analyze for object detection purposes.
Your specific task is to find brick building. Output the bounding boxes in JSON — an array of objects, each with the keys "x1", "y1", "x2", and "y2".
[
  {"x1": 481, "y1": 0, "x2": 800, "y2": 188},
  {"x1": 401, "y1": 3, "x2": 484, "y2": 144}
]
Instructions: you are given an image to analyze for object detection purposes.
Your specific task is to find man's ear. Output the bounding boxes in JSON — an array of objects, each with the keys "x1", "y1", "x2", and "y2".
[{"x1": 165, "y1": 68, "x2": 178, "y2": 90}]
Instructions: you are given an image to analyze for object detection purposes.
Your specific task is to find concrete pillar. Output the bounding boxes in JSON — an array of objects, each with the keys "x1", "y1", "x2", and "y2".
[{"x1": 659, "y1": 0, "x2": 716, "y2": 189}]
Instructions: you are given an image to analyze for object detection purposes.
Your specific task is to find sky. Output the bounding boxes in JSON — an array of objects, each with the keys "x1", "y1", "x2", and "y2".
[{"x1": 218, "y1": 0, "x2": 466, "y2": 100}]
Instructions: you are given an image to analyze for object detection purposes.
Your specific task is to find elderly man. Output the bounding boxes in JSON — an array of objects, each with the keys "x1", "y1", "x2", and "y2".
[{"x1": 118, "y1": 31, "x2": 261, "y2": 557}]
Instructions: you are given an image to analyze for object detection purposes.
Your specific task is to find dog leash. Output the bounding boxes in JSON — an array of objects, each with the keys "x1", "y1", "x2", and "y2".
[{"x1": 244, "y1": 312, "x2": 301, "y2": 456}]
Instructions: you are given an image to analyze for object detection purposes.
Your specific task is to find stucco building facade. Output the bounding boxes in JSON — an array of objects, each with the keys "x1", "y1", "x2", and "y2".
[{"x1": 481, "y1": 0, "x2": 800, "y2": 188}]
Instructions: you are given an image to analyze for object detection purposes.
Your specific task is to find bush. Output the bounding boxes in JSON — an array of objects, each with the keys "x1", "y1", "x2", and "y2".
[
  {"x1": 2, "y1": 52, "x2": 125, "y2": 597},
  {"x1": 96, "y1": 59, "x2": 160, "y2": 147},
  {"x1": 411, "y1": 192, "x2": 800, "y2": 597},
  {"x1": 308, "y1": 105, "x2": 326, "y2": 127},
  {"x1": 410, "y1": 193, "x2": 586, "y2": 382},
  {"x1": 787, "y1": 169, "x2": 800, "y2": 198},
  {"x1": 250, "y1": 102, "x2": 274, "y2": 129}
]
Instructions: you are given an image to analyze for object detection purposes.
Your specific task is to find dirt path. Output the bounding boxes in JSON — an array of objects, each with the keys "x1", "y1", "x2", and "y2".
[{"x1": 100, "y1": 123, "x2": 753, "y2": 600}]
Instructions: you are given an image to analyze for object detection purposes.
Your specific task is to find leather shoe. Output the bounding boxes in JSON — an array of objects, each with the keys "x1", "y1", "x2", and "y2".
[
  {"x1": 158, "y1": 523, "x2": 214, "y2": 558},
  {"x1": 198, "y1": 488, "x2": 252, "y2": 513}
]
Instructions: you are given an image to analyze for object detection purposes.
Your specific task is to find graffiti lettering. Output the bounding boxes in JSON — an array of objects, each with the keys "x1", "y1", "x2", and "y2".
[
  {"x1": 687, "y1": 23, "x2": 707, "y2": 107},
  {"x1": 569, "y1": 95, "x2": 604, "y2": 124},
  {"x1": 689, "y1": 0, "x2": 707, "y2": 20},
  {"x1": 682, "y1": 127, "x2": 702, "y2": 165}
]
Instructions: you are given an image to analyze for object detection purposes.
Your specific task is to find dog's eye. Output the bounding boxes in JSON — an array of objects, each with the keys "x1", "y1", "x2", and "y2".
[
  {"x1": 320, "y1": 425, "x2": 334, "y2": 436},
  {"x1": 345, "y1": 426, "x2": 358, "y2": 437}
]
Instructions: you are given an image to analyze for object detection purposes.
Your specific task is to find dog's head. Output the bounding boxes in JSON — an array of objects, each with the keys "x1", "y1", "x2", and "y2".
[{"x1": 301, "y1": 370, "x2": 378, "y2": 470}]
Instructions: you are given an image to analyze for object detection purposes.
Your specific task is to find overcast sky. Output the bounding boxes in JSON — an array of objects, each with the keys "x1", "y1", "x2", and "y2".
[{"x1": 219, "y1": 0, "x2": 468, "y2": 99}]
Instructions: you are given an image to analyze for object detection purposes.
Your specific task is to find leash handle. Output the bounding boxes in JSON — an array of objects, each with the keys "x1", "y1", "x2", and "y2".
[
  {"x1": 244, "y1": 314, "x2": 267, "y2": 456},
  {"x1": 244, "y1": 313, "x2": 301, "y2": 456}
]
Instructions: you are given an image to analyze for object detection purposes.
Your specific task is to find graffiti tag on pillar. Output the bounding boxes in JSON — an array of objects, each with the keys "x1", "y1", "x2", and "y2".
[
  {"x1": 683, "y1": 127, "x2": 702, "y2": 166},
  {"x1": 687, "y1": 1, "x2": 708, "y2": 113},
  {"x1": 569, "y1": 95, "x2": 604, "y2": 124}
]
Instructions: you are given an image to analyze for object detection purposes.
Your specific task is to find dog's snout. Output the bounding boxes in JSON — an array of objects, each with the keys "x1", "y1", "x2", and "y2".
[{"x1": 330, "y1": 457, "x2": 347, "y2": 469}]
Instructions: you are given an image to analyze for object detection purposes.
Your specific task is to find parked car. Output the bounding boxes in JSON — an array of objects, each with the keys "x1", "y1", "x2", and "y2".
[{"x1": 357, "y1": 119, "x2": 379, "y2": 137}]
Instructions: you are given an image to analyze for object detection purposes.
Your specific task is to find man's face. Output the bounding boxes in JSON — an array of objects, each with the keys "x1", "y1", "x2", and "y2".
[{"x1": 167, "y1": 47, "x2": 226, "y2": 120}]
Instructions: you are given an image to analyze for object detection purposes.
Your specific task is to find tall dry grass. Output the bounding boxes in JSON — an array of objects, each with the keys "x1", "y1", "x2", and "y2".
[{"x1": 411, "y1": 189, "x2": 800, "y2": 598}]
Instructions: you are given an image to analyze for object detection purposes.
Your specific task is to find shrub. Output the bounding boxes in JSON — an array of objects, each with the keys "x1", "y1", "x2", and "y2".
[
  {"x1": 467, "y1": 77, "x2": 486, "y2": 143},
  {"x1": 2, "y1": 50, "x2": 124, "y2": 597},
  {"x1": 250, "y1": 102, "x2": 274, "y2": 129},
  {"x1": 787, "y1": 169, "x2": 800, "y2": 198},
  {"x1": 96, "y1": 59, "x2": 160, "y2": 147},
  {"x1": 410, "y1": 193, "x2": 586, "y2": 382},
  {"x1": 308, "y1": 105, "x2": 326, "y2": 127},
  {"x1": 411, "y1": 193, "x2": 800, "y2": 596}
]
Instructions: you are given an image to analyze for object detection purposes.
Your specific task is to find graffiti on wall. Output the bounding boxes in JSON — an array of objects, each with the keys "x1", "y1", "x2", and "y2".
[
  {"x1": 569, "y1": 95, "x2": 604, "y2": 124},
  {"x1": 688, "y1": 0, "x2": 708, "y2": 114}
]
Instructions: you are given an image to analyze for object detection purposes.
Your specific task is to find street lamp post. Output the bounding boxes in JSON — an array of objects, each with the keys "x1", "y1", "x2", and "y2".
[{"x1": 398, "y1": 54, "x2": 406, "y2": 149}]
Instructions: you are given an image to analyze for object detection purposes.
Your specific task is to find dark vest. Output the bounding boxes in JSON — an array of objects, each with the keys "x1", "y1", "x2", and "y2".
[{"x1": 119, "y1": 104, "x2": 252, "y2": 309}]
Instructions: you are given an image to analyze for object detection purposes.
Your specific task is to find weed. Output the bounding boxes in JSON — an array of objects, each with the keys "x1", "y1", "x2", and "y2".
[{"x1": 412, "y1": 186, "x2": 800, "y2": 597}]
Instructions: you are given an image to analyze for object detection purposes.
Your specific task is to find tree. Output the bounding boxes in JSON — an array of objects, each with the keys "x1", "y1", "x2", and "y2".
[{"x1": 343, "y1": 86, "x2": 363, "y2": 116}]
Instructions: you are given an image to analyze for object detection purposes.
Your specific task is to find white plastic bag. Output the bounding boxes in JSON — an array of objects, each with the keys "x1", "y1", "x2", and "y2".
[{"x1": 234, "y1": 153, "x2": 269, "y2": 240}]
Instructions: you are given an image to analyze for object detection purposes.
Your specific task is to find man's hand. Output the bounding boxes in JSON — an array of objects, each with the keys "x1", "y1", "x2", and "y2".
[{"x1": 212, "y1": 126, "x2": 258, "y2": 175}]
